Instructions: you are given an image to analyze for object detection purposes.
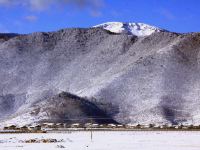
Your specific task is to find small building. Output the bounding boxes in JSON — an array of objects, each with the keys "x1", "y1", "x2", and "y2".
[
  {"x1": 182, "y1": 126, "x2": 189, "y2": 129},
  {"x1": 126, "y1": 124, "x2": 136, "y2": 129},
  {"x1": 136, "y1": 124, "x2": 142, "y2": 129},
  {"x1": 63, "y1": 123, "x2": 71, "y2": 128},
  {"x1": 91, "y1": 124, "x2": 99, "y2": 128},
  {"x1": 166, "y1": 123, "x2": 173, "y2": 128},
  {"x1": 71, "y1": 123, "x2": 80, "y2": 128},
  {"x1": 35, "y1": 125, "x2": 42, "y2": 130},
  {"x1": 153, "y1": 124, "x2": 161, "y2": 129},
  {"x1": 56, "y1": 123, "x2": 64, "y2": 128},
  {"x1": 3, "y1": 126, "x2": 9, "y2": 130},
  {"x1": 27, "y1": 125, "x2": 42, "y2": 132},
  {"x1": 193, "y1": 125, "x2": 200, "y2": 129},
  {"x1": 107, "y1": 124, "x2": 116, "y2": 128},
  {"x1": 174, "y1": 125, "x2": 179, "y2": 129},
  {"x1": 160, "y1": 125, "x2": 165, "y2": 129},
  {"x1": 141, "y1": 124, "x2": 150, "y2": 129},
  {"x1": 20, "y1": 126, "x2": 29, "y2": 131},
  {"x1": 41, "y1": 123, "x2": 48, "y2": 127},
  {"x1": 116, "y1": 125, "x2": 124, "y2": 128},
  {"x1": 148, "y1": 124, "x2": 155, "y2": 128},
  {"x1": 99, "y1": 124, "x2": 108, "y2": 128},
  {"x1": 44, "y1": 123, "x2": 57, "y2": 128},
  {"x1": 8, "y1": 125, "x2": 17, "y2": 130},
  {"x1": 177, "y1": 124, "x2": 184, "y2": 129},
  {"x1": 84, "y1": 123, "x2": 92, "y2": 128},
  {"x1": 29, "y1": 126, "x2": 35, "y2": 131}
]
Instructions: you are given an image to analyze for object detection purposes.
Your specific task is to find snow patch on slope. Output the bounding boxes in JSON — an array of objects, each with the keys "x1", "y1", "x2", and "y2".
[
  {"x1": 93, "y1": 22, "x2": 163, "y2": 36},
  {"x1": 0, "y1": 110, "x2": 48, "y2": 128}
]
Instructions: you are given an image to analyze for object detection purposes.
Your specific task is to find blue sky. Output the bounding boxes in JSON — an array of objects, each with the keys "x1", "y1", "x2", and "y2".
[{"x1": 0, "y1": 0, "x2": 199, "y2": 34}]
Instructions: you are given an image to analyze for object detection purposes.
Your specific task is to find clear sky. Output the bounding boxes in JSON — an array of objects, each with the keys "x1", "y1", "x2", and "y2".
[{"x1": 0, "y1": 0, "x2": 199, "y2": 34}]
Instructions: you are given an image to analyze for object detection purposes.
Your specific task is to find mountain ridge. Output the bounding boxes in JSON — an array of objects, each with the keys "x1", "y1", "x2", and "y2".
[
  {"x1": 93, "y1": 22, "x2": 166, "y2": 36},
  {"x1": 0, "y1": 24, "x2": 200, "y2": 126}
]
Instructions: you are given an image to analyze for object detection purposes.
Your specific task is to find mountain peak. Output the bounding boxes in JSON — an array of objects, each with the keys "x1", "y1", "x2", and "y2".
[{"x1": 93, "y1": 22, "x2": 164, "y2": 36}]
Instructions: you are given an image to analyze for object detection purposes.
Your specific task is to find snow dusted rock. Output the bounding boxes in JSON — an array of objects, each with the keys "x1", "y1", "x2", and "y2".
[
  {"x1": 0, "y1": 92, "x2": 116, "y2": 127},
  {"x1": 0, "y1": 24, "x2": 200, "y2": 126},
  {"x1": 93, "y1": 22, "x2": 164, "y2": 36}
]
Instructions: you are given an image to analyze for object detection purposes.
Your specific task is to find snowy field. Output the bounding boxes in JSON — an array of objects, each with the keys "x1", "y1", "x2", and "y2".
[{"x1": 0, "y1": 131, "x2": 200, "y2": 150}]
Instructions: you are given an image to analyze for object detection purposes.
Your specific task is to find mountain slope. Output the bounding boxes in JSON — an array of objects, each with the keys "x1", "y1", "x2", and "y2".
[
  {"x1": 0, "y1": 23, "x2": 200, "y2": 126},
  {"x1": 1, "y1": 92, "x2": 116, "y2": 126}
]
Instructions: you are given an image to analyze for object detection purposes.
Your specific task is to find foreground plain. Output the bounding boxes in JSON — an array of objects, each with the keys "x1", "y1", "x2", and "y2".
[{"x1": 0, "y1": 131, "x2": 200, "y2": 150}]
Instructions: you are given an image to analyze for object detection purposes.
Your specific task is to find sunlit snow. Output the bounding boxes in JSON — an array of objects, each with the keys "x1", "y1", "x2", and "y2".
[{"x1": 94, "y1": 22, "x2": 163, "y2": 36}]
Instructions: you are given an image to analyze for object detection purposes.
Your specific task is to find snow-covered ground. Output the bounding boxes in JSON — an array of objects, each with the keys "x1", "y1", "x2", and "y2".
[{"x1": 0, "y1": 131, "x2": 200, "y2": 150}]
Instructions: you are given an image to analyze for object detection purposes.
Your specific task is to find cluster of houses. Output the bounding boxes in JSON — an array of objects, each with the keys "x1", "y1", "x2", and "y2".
[
  {"x1": 125, "y1": 123, "x2": 200, "y2": 130},
  {"x1": 2, "y1": 122, "x2": 200, "y2": 132},
  {"x1": 3, "y1": 124, "x2": 43, "y2": 133},
  {"x1": 38, "y1": 123, "x2": 124, "y2": 129}
]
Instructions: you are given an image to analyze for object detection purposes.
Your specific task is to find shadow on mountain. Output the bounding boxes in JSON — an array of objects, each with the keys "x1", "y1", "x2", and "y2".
[
  {"x1": 159, "y1": 95, "x2": 188, "y2": 125},
  {"x1": 0, "y1": 94, "x2": 15, "y2": 119},
  {"x1": 32, "y1": 92, "x2": 118, "y2": 124}
]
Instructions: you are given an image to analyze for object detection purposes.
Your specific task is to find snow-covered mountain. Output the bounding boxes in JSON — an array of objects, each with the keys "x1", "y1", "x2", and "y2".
[
  {"x1": 1, "y1": 23, "x2": 200, "y2": 127},
  {"x1": 93, "y1": 22, "x2": 164, "y2": 36}
]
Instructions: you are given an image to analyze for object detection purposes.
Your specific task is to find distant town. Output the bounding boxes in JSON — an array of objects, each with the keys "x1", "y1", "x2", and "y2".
[{"x1": 1, "y1": 123, "x2": 200, "y2": 133}]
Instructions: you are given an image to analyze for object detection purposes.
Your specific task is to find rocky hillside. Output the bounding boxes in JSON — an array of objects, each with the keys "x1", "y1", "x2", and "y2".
[
  {"x1": 1, "y1": 92, "x2": 116, "y2": 126},
  {"x1": 0, "y1": 24, "x2": 200, "y2": 126}
]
